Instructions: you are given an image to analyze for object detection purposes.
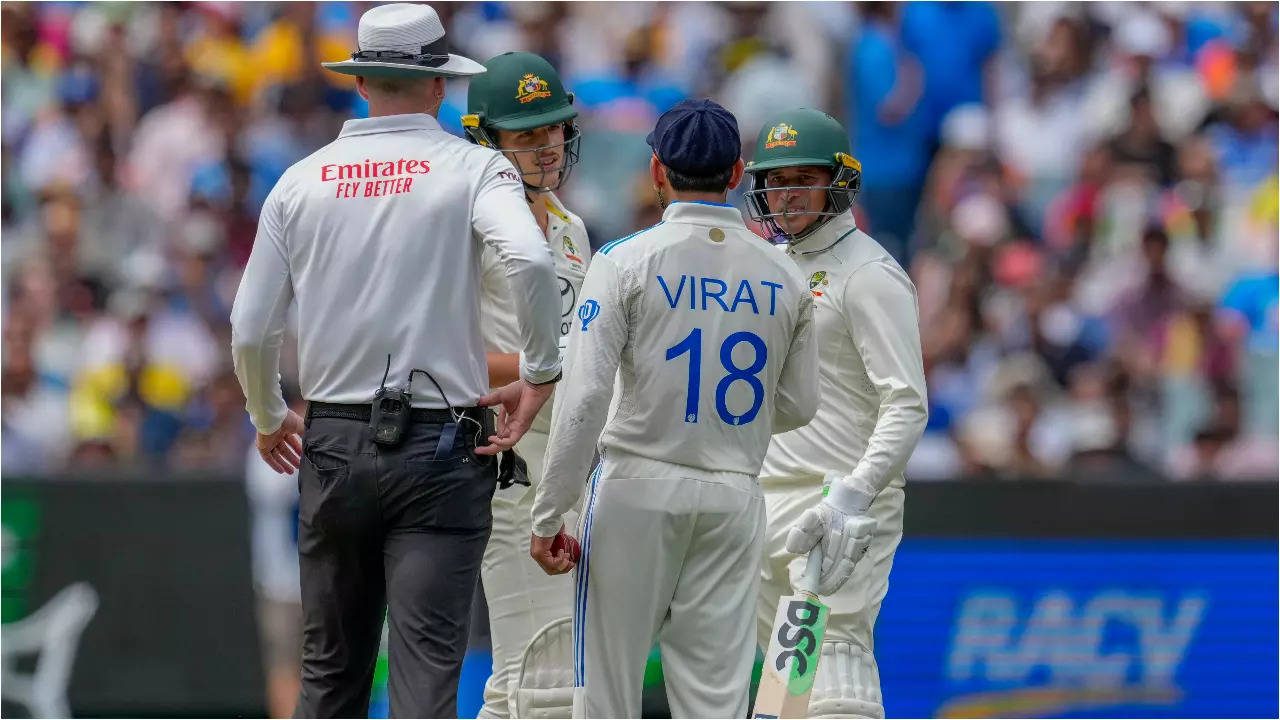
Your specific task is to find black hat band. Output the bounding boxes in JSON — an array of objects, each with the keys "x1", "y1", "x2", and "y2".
[{"x1": 351, "y1": 34, "x2": 450, "y2": 67}]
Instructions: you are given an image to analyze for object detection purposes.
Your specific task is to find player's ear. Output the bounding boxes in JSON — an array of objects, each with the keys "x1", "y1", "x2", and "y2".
[
  {"x1": 649, "y1": 153, "x2": 667, "y2": 194},
  {"x1": 726, "y1": 157, "x2": 746, "y2": 191},
  {"x1": 355, "y1": 76, "x2": 371, "y2": 102}
]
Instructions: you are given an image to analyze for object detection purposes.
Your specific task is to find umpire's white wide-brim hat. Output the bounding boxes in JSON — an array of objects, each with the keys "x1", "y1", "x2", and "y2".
[{"x1": 322, "y1": 3, "x2": 486, "y2": 79}]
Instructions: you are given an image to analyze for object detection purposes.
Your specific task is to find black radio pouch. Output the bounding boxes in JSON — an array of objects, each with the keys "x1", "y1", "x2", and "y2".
[
  {"x1": 371, "y1": 385, "x2": 412, "y2": 446},
  {"x1": 498, "y1": 450, "x2": 530, "y2": 490}
]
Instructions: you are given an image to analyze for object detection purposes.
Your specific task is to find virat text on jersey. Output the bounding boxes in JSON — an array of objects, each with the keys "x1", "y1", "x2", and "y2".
[{"x1": 656, "y1": 274, "x2": 785, "y2": 316}]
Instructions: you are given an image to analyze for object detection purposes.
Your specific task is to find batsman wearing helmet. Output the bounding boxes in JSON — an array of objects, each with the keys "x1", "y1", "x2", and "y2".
[
  {"x1": 745, "y1": 108, "x2": 928, "y2": 719},
  {"x1": 464, "y1": 52, "x2": 590, "y2": 719}
]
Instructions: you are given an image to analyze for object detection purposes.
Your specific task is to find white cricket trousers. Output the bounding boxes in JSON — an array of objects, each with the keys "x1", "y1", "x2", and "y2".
[
  {"x1": 479, "y1": 430, "x2": 576, "y2": 719},
  {"x1": 756, "y1": 478, "x2": 905, "y2": 719},
  {"x1": 573, "y1": 452, "x2": 766, "y2": 719}
]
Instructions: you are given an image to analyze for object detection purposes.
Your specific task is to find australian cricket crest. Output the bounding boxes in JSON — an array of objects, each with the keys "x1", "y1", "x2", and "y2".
[
  {"x1": 562, "y1": 235, "x2": 583, "y2": 265},
  {"x1": 765, "y1": 122, "x2": 799, "y2": 149},
  {"x1": 516, "y1": 73, "x2": 552, "y2": 104},
  {"x1": 808, "y1": 270, "x2": 830, "y2": 297}
]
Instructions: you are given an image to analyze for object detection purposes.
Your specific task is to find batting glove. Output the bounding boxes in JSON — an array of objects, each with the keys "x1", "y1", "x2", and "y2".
[{"x1": 785, "y1": 472, "x2": 876, "y2": 595}]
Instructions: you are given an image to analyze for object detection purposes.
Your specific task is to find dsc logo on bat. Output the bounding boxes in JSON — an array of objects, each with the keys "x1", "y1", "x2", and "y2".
[
  {"x1": 774, "y1": 598, "x2": 826, "y2": 678},
  {"x1": 755, "y1": 593, "x2": 830, "y2": 718}
]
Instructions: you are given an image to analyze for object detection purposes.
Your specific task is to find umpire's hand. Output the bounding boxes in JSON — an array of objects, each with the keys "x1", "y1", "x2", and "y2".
[
  {"x1": 256, "y1": 410, "x2": 305, "y2": 474},
  {"x1": 476, "y1": 379, "x2": 555, "y2": 455}
]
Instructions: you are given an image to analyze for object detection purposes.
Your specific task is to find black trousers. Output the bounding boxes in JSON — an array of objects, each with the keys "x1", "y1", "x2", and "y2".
[{"x1": 294, "y1": 410, "x2": 497, "y2": 719}]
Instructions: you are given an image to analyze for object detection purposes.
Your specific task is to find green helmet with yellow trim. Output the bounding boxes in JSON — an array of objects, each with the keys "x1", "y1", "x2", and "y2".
[
  {"x1": 463, "y1": 52, "x2": 580, "y2": 192},
  {"x1": 744, "y1": 108, "x2": 861, "y2": 241}
]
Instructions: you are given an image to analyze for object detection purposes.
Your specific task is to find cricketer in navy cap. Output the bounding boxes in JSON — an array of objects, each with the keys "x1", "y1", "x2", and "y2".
[{"x1": 646, "y1": 98, "x2": 742, "y2": 176}]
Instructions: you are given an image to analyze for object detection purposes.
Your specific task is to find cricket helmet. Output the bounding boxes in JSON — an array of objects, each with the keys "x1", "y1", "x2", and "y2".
[
  {"x1": 744, "y1": 108, "x2": 861, "y2": 241},
  {"x1": 463, "y1": 52, "x2": 580, "y2": 191}
]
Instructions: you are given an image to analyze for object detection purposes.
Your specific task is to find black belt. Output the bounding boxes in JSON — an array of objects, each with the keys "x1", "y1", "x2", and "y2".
[
  {"x1": 306, "y1": 401, "x2": 486, "y2": 425},
  {"x1": 306, "y1": 401, "x2": 526, "y2": 488}
]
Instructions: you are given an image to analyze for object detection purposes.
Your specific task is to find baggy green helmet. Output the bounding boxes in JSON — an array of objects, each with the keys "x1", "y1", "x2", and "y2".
[
  {"x1": 743, "y1": 108, "x2": 862, "y2": 241},
  {"x1": 463, "y1": 51, "x2": 581, "y2": 192}
]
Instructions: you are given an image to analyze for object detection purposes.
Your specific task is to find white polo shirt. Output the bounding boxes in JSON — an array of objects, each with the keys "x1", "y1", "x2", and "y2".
[{"x1": 231, "y1": 113, "x2": 562, "y2": 434}]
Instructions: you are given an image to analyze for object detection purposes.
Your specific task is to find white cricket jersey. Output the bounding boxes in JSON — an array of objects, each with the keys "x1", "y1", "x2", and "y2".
[
  {"x1": 760, "y1": 212, "x2": 928, "y2": 497},
  {"x1": 230, "y1": 113, "x2": 562, "y2": 434},
  {"x1": 479, "y1": 192, "x2": 591, "y2": 434},
  {"x1": 532, "y1": 201, "x2": 819, "y2": 537}
]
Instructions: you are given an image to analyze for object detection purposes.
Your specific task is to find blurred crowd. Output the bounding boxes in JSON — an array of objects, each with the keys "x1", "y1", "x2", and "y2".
[{"x1": 2, "y1": 1, "x2": 1276, "y2": 481}]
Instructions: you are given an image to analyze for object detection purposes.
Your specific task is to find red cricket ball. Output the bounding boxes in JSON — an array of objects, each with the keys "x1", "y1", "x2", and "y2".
[{"x1": 550, "y1": 532, "x2": 581, "y2": 563}]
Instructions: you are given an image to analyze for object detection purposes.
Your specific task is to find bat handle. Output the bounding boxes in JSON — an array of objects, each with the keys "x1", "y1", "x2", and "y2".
[{"x1": 800, "y1": 544, "x2": 823, "y2": 597}]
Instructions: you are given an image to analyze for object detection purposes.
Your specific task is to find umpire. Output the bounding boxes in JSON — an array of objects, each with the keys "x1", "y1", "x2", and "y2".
[{"x1": 229, "y1": 4, "x2": 563, "y2": 717}]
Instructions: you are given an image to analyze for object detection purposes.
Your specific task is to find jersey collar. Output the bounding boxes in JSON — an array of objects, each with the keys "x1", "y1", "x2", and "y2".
[
  {"x1": 540, "y1": 192, "x2": 578, "y2": 241},
  {"x1": 338, "y1": 113, "x2": 444, "y2": 138},
  {"x1": 787, "y1": 212, "x2": 857, "y2": 256},
  {"x1": 544, "y1": 192, "x2": 572, "y2": 225},
  {"x1": 661, "y1": 200, "x2": 744, "y2": 226}
]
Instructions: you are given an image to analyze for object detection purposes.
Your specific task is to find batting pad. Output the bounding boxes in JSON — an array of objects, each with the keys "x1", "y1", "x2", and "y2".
[
  {"x1": 808, "y1": 641, "x2": 884, "y2": 719},
  {"x1": 514, "y1": 617, "x2": 575, "y2": 718}
]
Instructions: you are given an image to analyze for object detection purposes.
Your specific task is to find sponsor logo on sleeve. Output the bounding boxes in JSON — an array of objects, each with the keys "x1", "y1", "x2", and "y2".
[{"x1": 578, "y1": 299, "x2": 600, "y2": 331}]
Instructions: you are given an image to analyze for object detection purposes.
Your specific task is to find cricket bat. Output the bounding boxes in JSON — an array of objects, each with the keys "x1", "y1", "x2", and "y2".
[{"x1": 753, "y1": 545, "x2": 828, "y2": 719}]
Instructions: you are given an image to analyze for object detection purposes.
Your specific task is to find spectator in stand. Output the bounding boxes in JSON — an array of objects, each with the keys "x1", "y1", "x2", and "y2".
[
  {"x1": 80, "y1": 136, "x2": 163, "y2": 285},
  {"x1": 1219, "y1": 264, "x2": 1279, "y2": 437},
  {"x1": 1167, "y1": 383, "x2": 1278, "y2": 480},
  {"x1": 846, "y1": 2, "x2": 929, "y2": 262},
  {"x1": 122, "y1": 70, "x2": 228, "y2": 224},
  {"x1": 995, "y1": 12, "x2": 1092, "y2": 231},
  {"x1": 1205, "y1": 79, "x2": 1278, "y2": 192},
  {"x1": 902, "y1": 1, "x2": 1000, "y2": 137},
  {"x1": 1110, "y1": 226, "x2": 1186, "y2": 369},
  {"x1": 1, "y1": 310, "x2": 70, "y2": 473},
  {"x1": 1110, "y1": 87, "x2": 1177, "y2": 187},
  {"x1": 1083, "y1": 7, "x2": 1210, "y2": 143}
]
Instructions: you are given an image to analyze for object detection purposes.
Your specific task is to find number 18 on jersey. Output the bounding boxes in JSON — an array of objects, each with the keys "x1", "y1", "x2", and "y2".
[{"x1": 665, "y1": 328, "x2": 767, "y2": 426}]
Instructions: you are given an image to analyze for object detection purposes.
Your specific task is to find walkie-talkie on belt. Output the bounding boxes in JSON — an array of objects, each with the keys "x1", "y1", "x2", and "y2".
[{"x1": 371, "y1": 354, "x2": 412, "y2": 446}]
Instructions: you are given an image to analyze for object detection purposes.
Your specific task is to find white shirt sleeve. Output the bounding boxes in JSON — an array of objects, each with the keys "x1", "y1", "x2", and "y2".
[
  {"x1": 531, "y1": 254, "x2": 630, "y2": 537},
  {"x1": 772, "y1": 290, "x2": 819, "y2": 434},
  {"x1": 472, "y1": 154, "x2": 562, "y2": 385},
  {"x1": 230, "y1": 186, "x2": 294, "y2": 434},
  {"x1": 841, "y1": 262, "x2": 928, "y2": 498}
]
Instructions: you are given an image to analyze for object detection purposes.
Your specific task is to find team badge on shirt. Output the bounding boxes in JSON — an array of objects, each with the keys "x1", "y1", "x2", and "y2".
[
  {"x1": 562, "y1": 236, "x2": 583, "y2": 265},
  {"x1": 516, "y1": 74, "x2": 552, "y2": 104},
  {"x1": 764, "y1": 123, "x2": 799, "y2": 149},
  {"x1": 809, "y1": 270, "x2": 830, "y2": 297}
]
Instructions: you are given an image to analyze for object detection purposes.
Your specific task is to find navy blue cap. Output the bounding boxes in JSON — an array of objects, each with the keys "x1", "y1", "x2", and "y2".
[{"x1": 646, "y1": 99, "x2": 741, "y2": 176}]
